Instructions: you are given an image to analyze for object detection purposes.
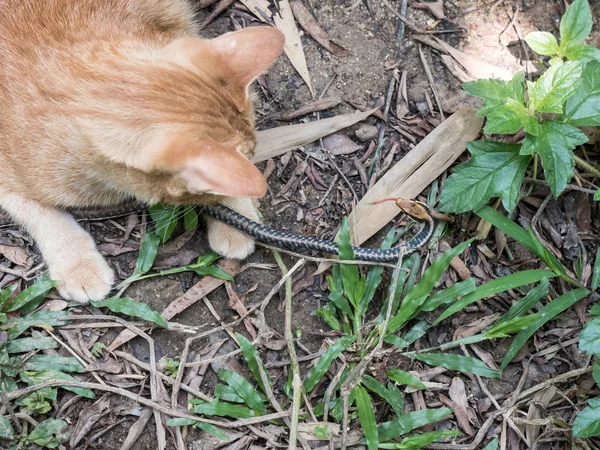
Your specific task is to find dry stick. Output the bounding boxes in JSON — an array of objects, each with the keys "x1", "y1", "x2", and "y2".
[
  {"x1": 5, "y1": 380, "x2": 288, "y2": 427},
  {"x1": 340, "y1": 250, "x2": 404, "y2": 450},
  {"x1": 273, "y1": 250, "x2": 305, "y2": 450},
  {"x1": 113, "y1": 350, "x2": 213, "y2": 402},
  {"x1": 418, "y1": 45, "x2": 445, "y2": 121}
]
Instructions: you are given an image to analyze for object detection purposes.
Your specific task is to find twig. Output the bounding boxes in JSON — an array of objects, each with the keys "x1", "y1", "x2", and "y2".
[
  {"x1": 575, "y1": 155, "x2": 600, "y2": 179},
  {"x1": 517, "y1": 366, "x2": 592, "y2": 400},
  {"x1": 396, "y1": 0, "x2": 409, "y2": 40},
  {"x1": 5, "y1": 380, "x2": 289, "y2": 427},
  {"x1": 418, "y1": 45, "x2": 445, "y2": 120}
]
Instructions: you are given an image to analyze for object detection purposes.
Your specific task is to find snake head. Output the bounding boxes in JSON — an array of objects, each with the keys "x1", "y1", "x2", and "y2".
[{"x1": 372, "y1": 197, "x2": 431, "y2": 221}]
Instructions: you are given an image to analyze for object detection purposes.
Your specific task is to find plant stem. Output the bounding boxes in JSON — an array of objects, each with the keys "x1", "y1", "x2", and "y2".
[{"x1": 574, "y1": 155, "x2": 600, "y2": 179}]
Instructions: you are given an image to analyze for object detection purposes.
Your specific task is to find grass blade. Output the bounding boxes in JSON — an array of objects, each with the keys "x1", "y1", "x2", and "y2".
[
  {"x1": 354, "y1": 385, "x2": 378, "y2": 450},
  {"x1": 338, "y1": 218, "x2": 359, "y2": 306},
  {"x1": 411, "y1": 353, "x2": 501, "y2": 378},
  {"x1": 5, "y1": 280, "x2": 57, "y2": 313},
  {"x1": 498, "y1": 278, "x2": 549, "y2": 324},
  {"x1": 21, "y1": 370, "x2": 95, "y2": 398},
  {"x1": 23, "y1": 355, "x2": 84, "y2": 373},
  {"x1": 417, "y1": 279, "x2": 477, "y2": 314},
  {"x1": 218, "y1": 369, "x2": 267, "y2": 414},
  {"x1": 501, "y1": 288, "x2": 588, "y2": 368},
  {"x1": 377, "y1": 408, "x2": 452, "y2": 442},
  {"x1": 5, "y1": 311, "x2": 69, "y2": 340},
  {"x1": 92, "y1": 297, "x2": 167, "y2": 327},
  {"x1": 387, "y1": 240, "x2": 474, "y2": 333},
  {"x1": 166, "y1": 418, "x2": 230, "y2": 441},
  {"x1": 435, "y1": 270, "x2": 556, "y2": 324},
  {"x1": 483, "y1": 437, "x2": 499, "y2": 450},
  {"x1": 592, "y1": 248, "x2": 600, "y2": 290},
  {"x1": 304, "y1": 335, "x2": 356, "y2": 392},
  {"x1": 7, "y1": 337, "x2": 58, "y2": 353},
  {"x1": 183, "y1": 208, "x2": 199, "y2": 232},
  {"x1": 359, "y1": 228, "x2": 395, "y2": 315},
  {"x1": 191, "y1": 400, "x2": 256, "y2": 418},
  {"x1": 387, "y1": 369, "x2": 427, "y2": 390},
  {"x1": 397, "y1": 430, "x2": 460, "y2": 448},
  {"x1": 136, "y1": 232, "x2": 160, "y2": 275},
  {"x1": 236, "y1": 332, "x2": 272, "y2": 394},
  {"x1": 0, "y1": 284, "x2": 18, "y2": 312},
  {"x1": 362, "y1": 375, "x2": 404, "y2": 417},
  {"x1": 149, "y1": 204, "x2": 179, "y2": 243}
]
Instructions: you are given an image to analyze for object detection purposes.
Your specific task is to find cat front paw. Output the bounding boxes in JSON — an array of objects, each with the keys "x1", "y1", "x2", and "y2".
[
  {"x1": 50, "y1": 250, "x2": 114, "y2": 304},
  {"x1": 208, "y1": 221, "x2": 256, "y2": 260}
]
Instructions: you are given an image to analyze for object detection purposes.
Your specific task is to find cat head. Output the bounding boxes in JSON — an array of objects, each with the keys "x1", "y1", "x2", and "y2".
[{"x1": 91, "y1": 26, "x2": 284, "y2": 200}]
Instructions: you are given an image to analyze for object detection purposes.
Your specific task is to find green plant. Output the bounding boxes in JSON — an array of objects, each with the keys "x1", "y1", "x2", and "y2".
[
  {"x1": 439, "y1": 0, "x2": 600, "y2": 214},
  {"x1": 164, "y1": 358, "x2": 180, "y2": 378}
]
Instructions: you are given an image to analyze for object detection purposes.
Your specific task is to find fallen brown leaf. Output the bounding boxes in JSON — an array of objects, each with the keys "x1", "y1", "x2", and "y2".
[
  {"x1": 280, "y1": 97, "x2": 342, "y2": 120},
  {"x1": 0, "y1": 244, "x2": 30, "y2": 267},
  {"x1": 70, "y1": 394, "x2": 111, "y2": 447},
  {"x1": 322, "y1": 133, "x2": 363, "y2": 156},
  {"x1": 448, "y1": 377, "x2": 474, "y2": 436}
]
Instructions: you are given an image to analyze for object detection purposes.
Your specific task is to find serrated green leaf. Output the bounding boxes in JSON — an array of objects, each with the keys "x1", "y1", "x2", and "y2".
[
  {"x1": 562, "y1": 60, "x2": 600, "y2": 126},
  {"x1": 502, "y1": 288, "x2": 588, "y2": 368},
  {"x1": 462, "y1": 74, "x2": 524, "y2": 116},
  {"x1": 573, "y1": 398, "x2": 600, "y2": 438},
  {"x1": 92, "y1": 296, "x2": 167, "y2": 327},
  {"x1": 438, "y1": 141, "x2": 530, "y2": 214},
  {"x1": 559, "y1": 0, "x2": 592, "y2": 46},
  {"x1": 528, "y1": 60, "x2": 582, "y2": 114},
  {"x1": 580, "y1": 317, "x2": 600, "y2": 356},
  {"x1": 387, "y1": 369, "x2": 427, "y2": 390},
  {"x1": 23, "y1": 355, "x2": 85, "y2": 373},
  {"x1": 563, "y1": 43, "x2": 600, "y2": 62},
  {"x1": 362, "y1": 375, "x2": 404, "y2": 417},
  {"x1": 183, "y1": 208, "x2": 199, "y2": 231},
  {"x1": 377, "y1": 408, "x2": 452, "y2": 442},
  {"x1": 7, "y1": 337, "x2": 58, "y2": 353},
  {"x1": 483, "y1": 438, "x2": 499, "y2": 450},
  {"x1": 411, "y1": 353, "x2": 500, "y2": 378},
  {"x1": 398, "y1": 430, "x2": 460, "y2": 449},
  {"x1": 485, "y1": 98, "x2": 539, "y2": 135},
  {"x1": 191, "y1": 400, "x2": 256, "y2": 418},
  {"x1": 136, "y1": 232, "x2": 160, "y2": 275},
  {"x1": 525, "y1": 31, "x2": 560, "y2": 56},
  {"x1": 435, "y1": 270, "x2": 555, "y2": 324},
  {"x1": 28, "y1": 418, "x2": 69, "y2": 449},
  {"x1": 521, "y1": 120, "x2": 587, "y2": 197},
  {"x1": 0, "y1": 415, "x2": 14, "y2": 440},
  {"x1": 387, "y1": 239, "x2": 473, "y2": 333},
  {"x1": 149, "y1": 204, "x2": 179, "y2": 243},
  {"x1": 354, "y1": 385, "x2": 378, "y2": 450},
  {"x1": 5, "y1": 280, "x2": 57, "y2": 313},
  {"x1": 235, "y1": 333, "x2": 271, "y2": 395},
  {"x1": 217, "y1": 369, "x2": 267, "y2": 414},
  {"x1": 304, "y1": 335, "x2": 356, "y2": 392}
]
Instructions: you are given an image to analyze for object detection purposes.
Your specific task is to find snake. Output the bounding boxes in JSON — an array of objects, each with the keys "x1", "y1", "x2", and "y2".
[{"x1": 0, "y1": 198, "x2": 435, "y2": 262}]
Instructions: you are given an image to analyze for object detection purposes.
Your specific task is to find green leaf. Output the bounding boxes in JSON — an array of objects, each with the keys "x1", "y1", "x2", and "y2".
[
  {"x1": 377, "y1": 408, "x2": 452, "y2": 442},
  {"x1": 563, "y1": 43, "x2": 600, "y2": 62},
  {"x1": 528, "y1": 60, "x2": 582, "y2": 114},
  {"x1": 191, "y1": 400, "x2": 256, "y2": 418},
  {"x1": 592, "y1": 248, "x2": 600, "y2": 290},
  {"x1": 462, "y1": 73, "x2": 525, "y2": 116},
  {"x1": 28, "y1": 419, "x2": 69, "y2": 449},
  {"x1": 20, "y1": 370, "x2": 95, "y2": 398},
  {"x1": 7, "y1": 337, "x2": 58, "y2": 353},
  {"x1": 304, "y1": 335, "x2": 356, "y2": 392},
  {"x1": 573, "y1": 398, "x2": 600, "y2": 438},
  {"x1": 354, "y1": 385, "x2": 378, "y2": 450},
  {"x1": 149, "y1": 204, "x2": 179, "y2": 243},
  {"x1": 4, "y1": 311, "x2": 69, "y2": 340},
  {"x1": 525, "y1": 31, "x2": 559, "y2": 56},
  {"x1": 387, "y1": 239, "x2": 473, "y2": 333},
  {"x1": 183, "y1": 208, "x2": 199, "y2": 231},
  {"x1": 412, "y1": 353, "x2": 500, "y2": 378},
  {"x1": 359, "y1": 228, "x2": 395, "y2": 315},
  {"x1": 362, "y1": 375, "x2": 404, "y2": 417},
  {"x1": 0, "y1": 415, "x2": 14, "y2": 440},
  {"x1": 23, "y1": 355, "x2": 84, "y2": 373},
  {"x1": 192, "y1": 265, "x2": 234, "y2": 281},
  {"x1": 476, "y1": 207, "x2": 567, "y2": 277},
  {"x1": 438, "y1": 141, "x2": 530, "y2": 214},
  {"x1": 387, "y1": 369, "x2": 427, "y2": 390},
  {"x1": 338, "y1": 218, "x2": 359, "y2": 306},
  {"x1": 166, "y1": 418, "x2": 230, "y2": 441},
  {"x1": 418, "y1": 279, "x2": 477, "y2": 314},
  {"x1": 497, "y1": 278, "x2": 549, "y2": 324},
  {"x1": 435, "y1": 270, "x2": 555, "y2": 324},
  {"x1": 559, "y1": 0, "x2": 592, "y2": 46},
  {"x1": 314, "y1": 303, "x2": 342, "y2": 331},
  {"x1": 502, "y1": 288, "x2": 588, "y2": 368},
  {"x1": 484, "y1": 315, "x2": 540, "y2": 339},
  {"x1": 5, "y1": 280, "x2": 57, "y2": 313},
  {"x1": 580, "y1": 317, "x2": 600, "y2": 356},
  {"x1": 0, "y1": 285, "x2": 17, "y2": 312},
  {"x1": 593, "y1": 360, "x2": 600, "y2": 386},
  {"x1": 235, "y1": 333, "x2": 271, "y2": 395},
  {"x1": 483, "y1": 438, "x2": 499, "y2": 450},
  {"x1": 562, "y1": 60, "x2": 600, "y2": 126},
  {"x1": 92, "y1": 296, "x2": 167, "y2": 327},
  {"x1": 218, "y1": 369, "x2": 267, "y2": 414},
  {"x1": 485, "y1": 98, "x2": 539, "y2": 135},
  {"x1": 398, "y1": 430, "x2": 460, "y2": 449}
]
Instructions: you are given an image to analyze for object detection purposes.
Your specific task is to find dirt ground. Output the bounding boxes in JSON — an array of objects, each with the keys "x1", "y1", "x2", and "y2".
[{"x1": 4, "y1": 0, "x2": 600, "y2": 449}]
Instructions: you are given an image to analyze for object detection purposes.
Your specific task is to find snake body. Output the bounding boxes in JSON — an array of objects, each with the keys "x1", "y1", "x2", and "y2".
[{"x1": 0, "y1": 200, "x2": 434, "y2": 262}]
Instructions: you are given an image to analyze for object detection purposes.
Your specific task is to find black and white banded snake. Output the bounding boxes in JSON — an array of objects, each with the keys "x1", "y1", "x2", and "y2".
[{"x1": 0, "y1": 198, "x2": 435, "y2": 262}]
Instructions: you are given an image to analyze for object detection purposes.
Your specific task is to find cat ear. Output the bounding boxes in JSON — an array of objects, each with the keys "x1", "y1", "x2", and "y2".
[
  {"x1": 210, "y1": 27, "x2": 285, "y2": 90},
  {"x1": 177, "y1": 142, "x2": 267, "y2": 198}
]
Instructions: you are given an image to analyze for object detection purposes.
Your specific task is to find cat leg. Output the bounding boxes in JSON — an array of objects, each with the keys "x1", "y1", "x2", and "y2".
[
  {"x1": 0, "y1": 193, "x2": 114, "y2": 303},
  {"x1": 206, "y1": 197, "x2": 258, "y2": 260}
]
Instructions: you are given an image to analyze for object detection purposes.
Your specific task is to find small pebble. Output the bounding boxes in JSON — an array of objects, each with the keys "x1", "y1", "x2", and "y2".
[{"x1": 355, "y1": 125, "x2": 378, "y2": 141}]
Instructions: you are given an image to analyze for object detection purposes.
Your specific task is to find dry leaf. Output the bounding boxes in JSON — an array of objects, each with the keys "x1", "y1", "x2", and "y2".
[
  {"x1": 289, "y1": 1, "x2": 350, "y2": 57},
  {"x1": 322, "y1": 134, "x2": 362, "y2": 156},
  {"x1": 411, "y1": 0, "x2": 445, "y2": 19},
  {"x1": 254, "y1": 109, "x2": 376, "y2": 162},
  {"x1": 97, "y1": 243, "x2": 138, "y2": 256},
  {"x1": 87, "y1": 356, "x2": 123, "y2": 374},
  {"x1": 448, "y1": 378, "x2": 474, "y2": 435},
  {"x1": 526, "y1": 387, "x2": 557, "y2": 445},
  {"x1": 453, "y1": 315, "x2": 500, "y2": 341},
  {"x1": 70, "y1": 394, "x2": 111, "y2": 447},
  {"x1": 0, "y1": 244, "x2": 30, "y2": 267},
  {"x1": 119, "y1": 408, "x2": 153, "y2": 450},
  {"x1": 280, "y1": 97, "x2": 342, "y2": 120}
]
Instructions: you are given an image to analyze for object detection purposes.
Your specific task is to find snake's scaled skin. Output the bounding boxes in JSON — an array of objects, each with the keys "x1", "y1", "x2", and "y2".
[{"x1": 203, "y1": 201, "x2": 434, "y2": 262}]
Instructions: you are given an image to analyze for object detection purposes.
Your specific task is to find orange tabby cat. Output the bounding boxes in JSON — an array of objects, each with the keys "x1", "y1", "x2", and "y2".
[{"x1": 0, "y1": 1, "x2": 284, "y2": 303}]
